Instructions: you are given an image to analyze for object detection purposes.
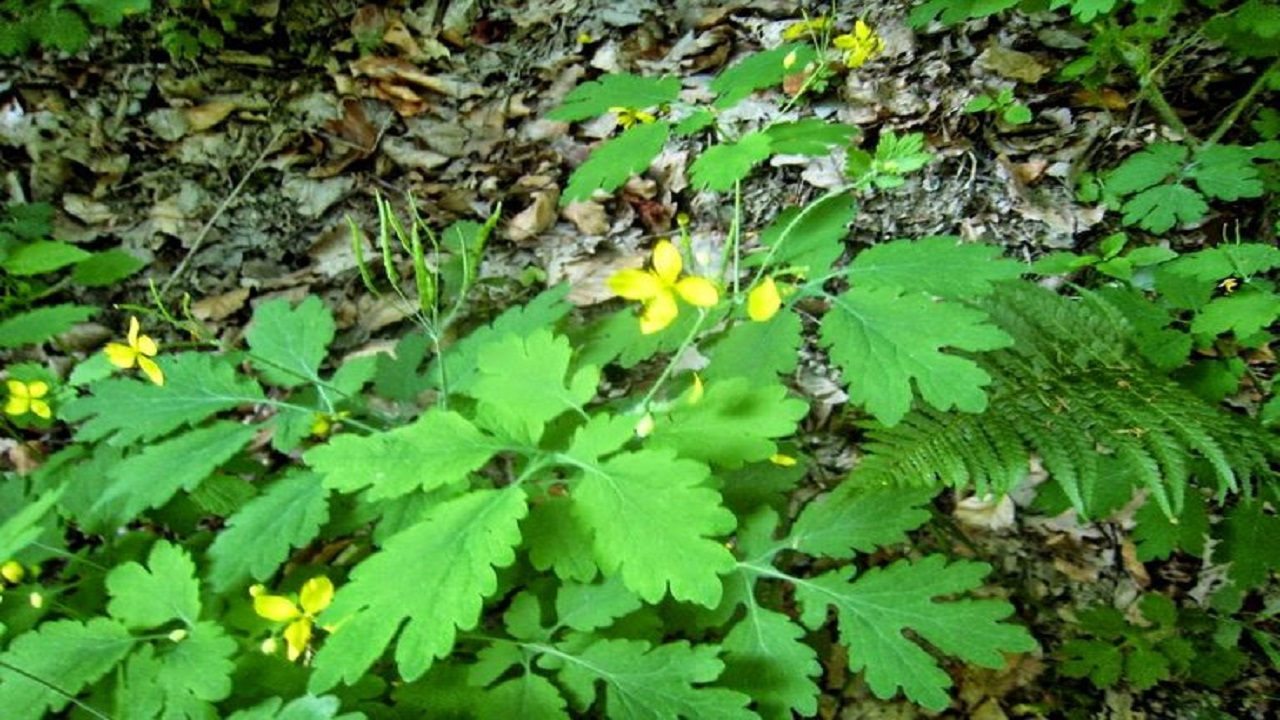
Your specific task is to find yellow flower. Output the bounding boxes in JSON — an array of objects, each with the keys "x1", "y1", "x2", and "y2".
[
  {"x1": 253, "y1": 575, "x2": 335, "y2": 662},
  {"x1": 782, "y1": 16, "x2": 833, "y2": 41},
  {"x1": 105, "y1": 316, "x2": 164, "y2": 386},
  {"x1": 1, "y1": 560, "x2": 24, "y2": 585},
  {"x1": 747, "y1": 277, "x2": 782, "y2": 322},
  {"x1": 770, "y1": 453, "x2": 798, "y2": 467},
  {"x1": 4, "y1": 379, "x2": 51, "y2": 419},
  {"x1": 610, "y1": 106, "x2": 658, "y2": 129},
  {"x1": 309, "y1": 411, "x2": 351, "y2": 438},
  {"x1": 607, "y1": 240, "x2": 719, "y2": 334},
  {"x1": 833, "y1": 20, "x2": 884, "y2": 69}
]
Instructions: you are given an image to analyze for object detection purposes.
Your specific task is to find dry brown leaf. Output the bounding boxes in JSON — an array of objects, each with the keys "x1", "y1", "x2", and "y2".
[
  {"x1": 562, "y1": 201, "x2": 609, "y2": 235},
  {"x1": 979, "y1": 46, "x2": 1050, "y2": 84},
  {"x1": 192, "y1": 287, "x2": 251, "y2": 321},
  {"x1": 183, "y1": 100, "x2": 239, "y2": 133},
  {"x1": 553, "y1": 253, "x2": 642, "y2": 306},
  {"x1": 505, "y1": 189, "x2": 560, "y2": 244},
  {"x1": 312, "y1": 97, "x2": 380, "y2": 178}
]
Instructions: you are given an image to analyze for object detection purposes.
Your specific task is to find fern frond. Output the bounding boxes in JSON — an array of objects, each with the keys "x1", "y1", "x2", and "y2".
[{"x1": 853, "y1": 283, "x2": 1276, "y2": 519}]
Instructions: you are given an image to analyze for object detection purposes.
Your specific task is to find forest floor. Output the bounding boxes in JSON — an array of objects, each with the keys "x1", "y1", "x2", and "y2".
[{"x1": 2, "y1": 0, "x2": 1278, "y2": 718}]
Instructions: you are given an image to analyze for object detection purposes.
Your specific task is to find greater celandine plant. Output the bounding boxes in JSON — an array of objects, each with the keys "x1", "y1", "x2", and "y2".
[{"x1": 1, "y1": 10, "x2": 1276, "y2": 719}]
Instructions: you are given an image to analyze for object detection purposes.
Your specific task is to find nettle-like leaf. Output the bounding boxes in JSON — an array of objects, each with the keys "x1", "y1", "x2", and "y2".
[
  {"x1": 226, "y1": 695, "x2": 359, "y2": 720},
  {"x1": 752, "y1": 192, "x2": 854, "y2": 274},
  {"x1": 206, "y1": 470, "x2": 330, "y2": 591},
  {"x1": 306, "y1": 409, "x2": 502, "y2": 499},
  {"x1": 1120, "y1": 184, "x2": 1208, "y2": 233},
  {"x1": 1188, "y1": 144, "x2": 1268, "y2": 201},
  {"x1": 764, "y1": 119, "x2": 858, "y2": 155},
  {"x1": 909, "y1": 0, "x2": 1019, "y2": 26},
  {"x1": 549, "y1": 638, "x2": 754, "y2": 719},
  {"x1": 0, "y1": 483, "x2": 61, "y2": 560},
  {"x1": 648, "y1": 378, "x2": 808, "y2": 467},
  {"x1": 785, "y1": 484, "x2": 935, "y2": 558},
  {"x1": 547, "y1": 74, "x2": 681, "y2": 122},
  {"x1": 690, "y1": 131, "x2": 773, "y2": 191},
  {"x1": 310, "y1": 488, "x2": 527, "y2": 692},
  {"x1": 1162, "y1": 242, "x2": 1280, "y2": 281},
  {"x1": 245, "y1": 295, "x2": 335, "y2": 387},
  {"x1": 0, "y1": 303, "x2": 97, "y2": 348},
  {"x1": 117, "y1": 622, "x2": 236, "y2": 718},
  {"x1": 524, "y1": 496, "x2": 599, "y2": 582},
  {"x1": 471, "y1": 329, "x2": 600, "y2": 443},
  {"x1": 568, "y1": 444, "x2": 737, "y2": 606},
  {"x1": 97, "y1": 420, "x2": 256, "y2": 517},
  {"x1": 0, "y1": 618, "x2": 135, "y2": 716},
  {"x1": 562, "y1": 122, "x2": 670, "y2": 203},
  {"x1": 2, "y1": 239, "x2": 91, "y2": 275},
  {"x1": 820, "y1": 286, "x2": 1013, "y2": 426},
  {"x1": 702, "y1": 311, "x2": 803, "y2": 385},
  {"x1": 106, "y1": 540, "x2": 201, "y2": 628},
  {"x1": 63, "y1": 352, "x2": 265, "y2": 444},
  {"x1": 1220, "y1": 499, "x2": 1280, "y2": 587},
  {"x1": 846, "y1": 236, "x2": 1024, "y2": 299},
  {"x1": 1133, "y1": 491, "x2": 1209, "y2": 562},
  {"x1": 720, "y1": 608, "x2": 820, "y2": 720},
  {"x1": 1105, "y1": 142, "x2": 1187, "y2": 195},
  {"x1": 1050, "y1": 0, "x2": 1121, "y2": 23},
  {"x1": 711, "y1": 43, "x2": 816, "y2": 108},
  {"x1": 793, "y1": 555, "x2": 1037, "y2": 710},
  {"x1": 1191, "y1": 291, "x2": 1280, "y2": 338}
]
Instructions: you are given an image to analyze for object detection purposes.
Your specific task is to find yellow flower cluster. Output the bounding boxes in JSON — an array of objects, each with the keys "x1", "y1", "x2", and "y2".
[
  {"x1": 4, "y1": 379, "x2": 50, "y2": 419},
  {"x1": 252, "y1": 576, "x2": 335, "y2": 662},
  {"x1": 105, "y1": 316, "x2": 165, "y2": 386},
  {"x1": 607, "y1": 240, "x2": 719, "y2": 334},
  {"x1": 834, "y1": 21, "x2": 884, "y2": 69},
  {"x1": 610, "y1": 106, "x2": 658, "y2": 129}
]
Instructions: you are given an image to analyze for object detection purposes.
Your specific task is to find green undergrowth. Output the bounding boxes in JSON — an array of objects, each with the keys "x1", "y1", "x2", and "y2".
[{"x1": 1, "y1": 7, "x2": 1279, "y2": 720}]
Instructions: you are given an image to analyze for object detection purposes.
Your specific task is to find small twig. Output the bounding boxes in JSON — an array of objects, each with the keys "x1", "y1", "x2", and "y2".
[
  {"x1": 160, "y1": 127, "x2": 286, "y2": 296},
  {"x1": 1205, "y1": 58, "x2": 1280, "y2": 147}
]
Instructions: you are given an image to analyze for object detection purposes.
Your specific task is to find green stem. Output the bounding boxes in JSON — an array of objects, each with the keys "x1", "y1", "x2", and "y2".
[
  {"x1": 1205, "y1": 58, "x2": 1280, "y2": 147},
  {"x1": 639, "y1": 309, "x2": 710, "y2": 409}
]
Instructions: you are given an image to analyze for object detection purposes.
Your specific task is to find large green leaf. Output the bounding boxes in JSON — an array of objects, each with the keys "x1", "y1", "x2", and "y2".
[
  {"x1": 310, "y1": 488, "x2": 527, "y2": 691},
  {"x1": 562, "y1": 122, "x2": 670, "y2": 203},
  {"x1": 106, "y1": 540, "x2": 201, "y2": 628},
  {"x1": 785, "y1": 484, "x2": 934, "y2": 558},
  {"x1": 846, "y1": 236, "x2": 1024, "y2": 299},
  {"x1": 306, "y1": 409, "x2": 502, "y2": 499},
  {"x1": 63, "y1": 352, "x2": 264, "y2": 444},
  {"x1": 793, "y1": 555, "x2": 1036, "y2": 710},
  {"x1": 720, "y1": 609, "x2": 820, "y2": 720},
  {"x1": 97, "y1": 421, "x2": 257, "y2": 517},
  {"x1": 471, "y1": 329, "x2": 599, "y2": 443},
  {"x1": 569, "y1": 447, "x2": 736, "y2": 606},
  {"x1": 206, "y1": 471, "x2": 330, "y2": 591},
  {"x1": 820, "y1": 286, "x2": 1012, "y2": 426},
  {"x1": 648, "y1": 378, "x2": 807, "y2": 468},
  {"x1": 0, "y1": 304, "x2": 96, "y2": 348},
  {"x1": 245, "y1": 296, "x2": 335, "y2": 388},
  {"x1": 689, "y1": 132, "x2": 772, "y2": 191},
  {"x1": 550, "y1": 638, "x2": 754, "y2": 719},
  {"x1": 0, "y1": 618, "x2": 135, "y2": 716},
  {"x1": 547, "y1": 74, "x2": 681, "y2": 122},
  {"x1": 116, "y1": 622, "x2": 236, "y2": 718}
]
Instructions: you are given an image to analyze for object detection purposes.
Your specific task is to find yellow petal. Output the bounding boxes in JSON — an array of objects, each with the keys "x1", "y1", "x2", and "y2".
[
  {"x1": 675, "y1": 276, "x2": 719, "y2": 307},
  {"x1": 4, "y1": 396, "x2": 27, "y2": 417},
  {"x1": 635, "y1": 413, "x2": 655, "y2": 437},
  {"x1": 770, "y1": 453, "x2": 798, "y2": 467},
  {"x1": 1, "y1": 560, "x2": 24, "y2": 584},
  {"x1": 855, "y1": 20, "x2": 873, "y2": 39},
  {"x1": 26, "y1": 381, "x2": 48, "y2": 398},
  {"x1": 126, "y1": 316, "x2": 141, "y2": 347},
  {"x1": 254, "y1": 595, "x2": 302, "y2": 622},
  {"x1": 640, "y1": 292, "x2": 678, "y2": 334},
  {"x1": 135, "y1": 334, "x2": 158, "y2": 357},
  {"x1": 747, "y1": 277, "x2": 782, "y2": 321},
  {"x1": 30, "y1": 399, "x2": 51, "y2": 420},
  {"x1": 283, "y1": 618, "x2": 313, "y2": 661},
  {"x1": 6, "y1": 379, "x2": 24, "y2": 397},
  {"x1": 607, "y1": 268, "x2": 663, "y2": 301},
  {"x1": 299, "y1": 576, "x2": 335, "y2": 615},
  {"x1": 688, "y1": 374, "x2": 704, "y2": 405},
  {"x1": 651, "y1": 240, "x2": 683, "y2": 285},
  {"x1": 104, "y1": 343, "x2": 138, "y2": 369},
  {"x1": 138, "y1": 356, "x2": 165, "y2": 386}
]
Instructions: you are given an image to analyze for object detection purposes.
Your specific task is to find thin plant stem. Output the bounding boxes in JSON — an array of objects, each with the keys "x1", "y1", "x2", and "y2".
[
  {"x1": 161, "y1": 127, "x2": 286, "y2": 296},
  {"x1": 1205, "y1": 58, "x2": 1280, "y2": 147}
]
